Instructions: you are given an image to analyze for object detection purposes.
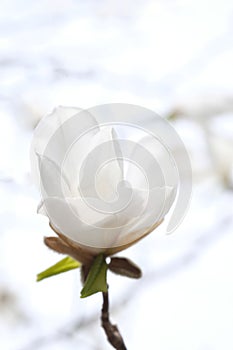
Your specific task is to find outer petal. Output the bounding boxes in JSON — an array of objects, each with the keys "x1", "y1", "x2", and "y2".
[
  {"x1": 37, "y1": 153, "x2": 71, "y2": 198},
  {"x1": 30, "y1": 106, "x2": 99, "y2": 192},
  {"x1": 118, "y1": 186, "x2": 175, "y2": 244},
  {"x1": 40, "y1": 185, "x2": 174, "y2": 249},
  {"x1": 42, "y1": 197, "x2": 128, "y2": 250},
  {"x1": 126, "y1": 134, "x2": 179, "y2": 191},
  {"x1": 30, "y1": 106, "x2": 82, "y2": 189},
  {"x1": 76, "y1": 184, "x2": 145, "y2": 228}
]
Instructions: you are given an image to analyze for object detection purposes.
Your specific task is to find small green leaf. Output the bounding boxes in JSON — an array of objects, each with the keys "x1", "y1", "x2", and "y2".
[
  {"x1": 81, "y1": 254, "x2": 108, "y2": 298},
  {"x1": 37, "y1": 256, "x2": 81, "y2": 282}
]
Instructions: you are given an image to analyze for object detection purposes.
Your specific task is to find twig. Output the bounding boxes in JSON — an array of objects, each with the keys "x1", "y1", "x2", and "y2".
[{"x1": 101, "y1": 289, "x2": 127, "y2": 350}]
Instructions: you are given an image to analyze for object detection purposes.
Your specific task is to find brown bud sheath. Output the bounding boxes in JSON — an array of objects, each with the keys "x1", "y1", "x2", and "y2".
[{"x1": 108, "y1": 257, "x2": 142, "y2": 279}]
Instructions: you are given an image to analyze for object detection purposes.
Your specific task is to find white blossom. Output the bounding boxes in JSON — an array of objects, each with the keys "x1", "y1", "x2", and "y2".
[{"x1": 31, "y1": 105, "x2": 179, "y2": 253}]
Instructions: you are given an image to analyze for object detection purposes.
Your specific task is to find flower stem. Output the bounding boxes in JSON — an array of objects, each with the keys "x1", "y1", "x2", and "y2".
[{"x1": 101, "y1": 288, "x2": 127, "y2": 350}]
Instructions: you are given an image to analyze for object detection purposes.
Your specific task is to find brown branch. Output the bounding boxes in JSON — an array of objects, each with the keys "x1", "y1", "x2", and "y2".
[{"x1": 101, "y1": 289, "x2": 127, "y2": 350}]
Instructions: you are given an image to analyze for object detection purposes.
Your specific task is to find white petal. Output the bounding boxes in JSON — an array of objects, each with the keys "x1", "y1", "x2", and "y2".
[
  {"x1": 37, "y1": 153, "x2": 71, "y2": 198},
  {"x1": 68, "y1": 197, "x2": 111, "y2": 226},
  {"x1": 126, "y1": 135, "x2": 179, "y2": 190},
  {"x1": 78, "y1": 126, "x2": 124, "y2": 202},
  {"x1": 111, "y1": 127, "x2": 124, "y2": 175},
  {"x1": 37, "y1": 200, "x2": 46, "y2": 215},
  {"x1": 43, "y1": 197, "x2": 127, "y2": 249},
  {"x1": 31, "y1": 106, "x2": 82, "y2": 189},
  {"x1": 119, "y1": 186, "x2": 175, "y2": 241},
  {"x1": 30, "y1": 106, "x2": 99, "y2": 191}
]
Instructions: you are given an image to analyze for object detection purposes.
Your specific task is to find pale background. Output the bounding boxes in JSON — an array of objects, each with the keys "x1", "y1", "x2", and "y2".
[{"x1": 0, "y1": 0, "x2": 233, "y2": 349}]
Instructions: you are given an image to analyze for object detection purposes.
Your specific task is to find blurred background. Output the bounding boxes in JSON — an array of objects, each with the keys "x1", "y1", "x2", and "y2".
[{"x1": 0, "y1": 0, "x2": 233, "y2": 349}]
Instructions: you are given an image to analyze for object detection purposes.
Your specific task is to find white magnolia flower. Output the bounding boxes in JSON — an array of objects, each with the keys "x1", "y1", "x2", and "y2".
[{"x1": 31, "y1": 106, "x2": 178, "y2": 258}]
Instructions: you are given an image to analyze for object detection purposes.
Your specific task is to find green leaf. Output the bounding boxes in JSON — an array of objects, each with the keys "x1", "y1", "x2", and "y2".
[
  {"x1": 81, "y1": 254, "x2": 108, "y2": 298},
  {"x1": 37, "y1": 256, "x2": 81, "y2": 282}
]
